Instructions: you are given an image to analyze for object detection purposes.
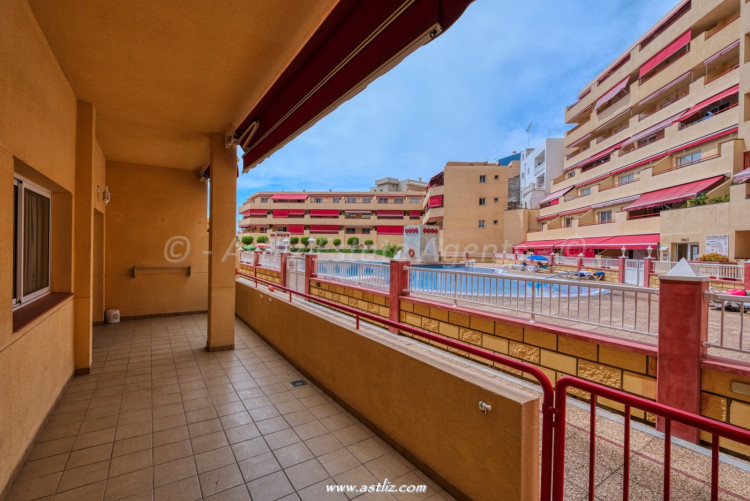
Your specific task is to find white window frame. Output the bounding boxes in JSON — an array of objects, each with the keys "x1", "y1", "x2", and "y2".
[
  {"x1": 346, "y1": 197, "x2": 357, "y2": 203},
  {"x1": 478, "y1": 220, "x2": 485, "y2": 228},
  {"x1": 13, "y1": 175, "x2": 52, "y2": 308},
  {"x1": 479, "y1": 175, "x2": 486, "y2": 183},
  {"x1": 598, "y1": 210, "x2": 613, "y2": 223},
  {"x1": 479, "y1": 197, "x2": 486, "y2": 206}
]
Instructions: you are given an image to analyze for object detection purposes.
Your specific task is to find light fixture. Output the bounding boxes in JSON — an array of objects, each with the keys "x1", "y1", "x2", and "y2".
[
  {"x1": 646, "y1": 245, "x2": 653, "y2": 258},
  {"x1": 621, "y1": 246, "x2": 627, "y2": 257},
  {"x1": 97, "y1": 185, "x2": 111, "y2": 205}
]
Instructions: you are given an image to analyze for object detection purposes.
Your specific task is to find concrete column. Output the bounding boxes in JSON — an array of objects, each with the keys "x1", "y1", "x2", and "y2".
[
  {"x1": 643, "y1": 257, "x2": 653, "y2": 288},
  {"x1": 206, "y1": 133, "x2": 237, "y2": 352},
  {"x1": 389, "y1": 260, "x2": 410, "y2": 328},
  {"x1": 279, "y1": 252, "x2": 289, "y2": 288},
  {"x1": 304, "y1": 253, "x2": 316, "y2": 296},
  {"x1": 744, "y1": 262, "x2": 750, "y2": 290},
  {"x1": 73, "y1": 101, "x2": 96, "y2": 375},
  {"x1": 656, "y1": 263, "x2": 709, "y2": 442},
  {"x1": 618, "y1": 256, "x2": 626, "y2": 283}
]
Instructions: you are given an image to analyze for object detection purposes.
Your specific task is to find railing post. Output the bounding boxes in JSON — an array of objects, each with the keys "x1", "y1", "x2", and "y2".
[
  {"x1": 304, "y1": 253, "x2": 316, "y2": 296},
  {"x1": 279, "y1": 252, "x2": 289, "y2": 288},
  {"x1": 389, "y1": 259, "x2": 410, "y2": 333},
  {"x1": 618, "y1": 256, "x2": 625, "y2": 283},
  {"x1": 656, "y1": 262, "x2": 709, "y2": 443},
  {"x1": 643, "y1": 257, "x2": 653, "y2": 288},
  {"x1": 252, "y1": 251, "x2": 260, "y2": 277},
  {"x1": 576, "y1": 255, "x2": 583, "y2": 272},
  {"x1": 745, "y1": 262, "x2": 750, "y2": 290}
]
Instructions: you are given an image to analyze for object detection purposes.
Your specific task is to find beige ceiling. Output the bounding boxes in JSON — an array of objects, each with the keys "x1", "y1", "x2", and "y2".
[{"x1": 28, "y1": 0, "x2": 338, "y2": 170}]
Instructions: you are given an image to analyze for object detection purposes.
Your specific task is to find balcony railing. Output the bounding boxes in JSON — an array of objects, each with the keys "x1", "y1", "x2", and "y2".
[{"x1": 315, "y1": 259, "x2": 390, "y2": 291}]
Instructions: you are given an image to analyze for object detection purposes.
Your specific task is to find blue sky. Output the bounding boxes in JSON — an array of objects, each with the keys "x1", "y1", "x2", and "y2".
[{"x1": 237, "y1": 0, "x2": 679, "y2": 207}]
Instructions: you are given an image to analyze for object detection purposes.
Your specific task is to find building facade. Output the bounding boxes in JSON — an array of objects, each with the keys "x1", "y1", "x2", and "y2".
[
  {"x1": 370, "y1": 177, "x2": 427, "y2": 192},
  {"x1": 423, "y1": 155, "x2": 522, "y2": 255},
  {"x1": 517, "y1": 0, "x2": 750, "y2": 260},
  {"x1": 520, "y1": 137, "x2": 564, "y2": 209},
  {"x1": 238, "y1": 183, "x2": 426, "y2": 247}
]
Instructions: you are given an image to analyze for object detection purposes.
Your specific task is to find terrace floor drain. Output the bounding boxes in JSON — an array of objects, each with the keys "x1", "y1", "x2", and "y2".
[{"x1": 290, "y1": 380, "x2": 306, "y2": 387}]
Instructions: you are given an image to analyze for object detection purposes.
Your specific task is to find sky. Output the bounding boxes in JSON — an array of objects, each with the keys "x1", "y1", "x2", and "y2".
[{"x1": 236, "y1": 0, "x2": 679, "y2": 209}]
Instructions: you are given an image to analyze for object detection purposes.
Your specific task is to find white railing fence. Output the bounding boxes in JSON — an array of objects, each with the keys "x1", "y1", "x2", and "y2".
[
  {"x1": 706, "y1": 290, "x2": 749, "y2": 354},
  {"x1": 581, "y1": 257, "x2": 620, "y2": 269},
  {"x1": 315, "y1": 259, "x2": 390, "y2": 292},
  {"x1": 651, "y1": 261, "x2": 744, "y2": 281},
  {"x1": 555, "y1": 256, "x2": 579, "y2": 266},
  {"x1": 406, "y1": 267, "x2": 658, "y2": 336},
  {"x1": 258, "y1": 253, "x2": 281, "y2": 270}
]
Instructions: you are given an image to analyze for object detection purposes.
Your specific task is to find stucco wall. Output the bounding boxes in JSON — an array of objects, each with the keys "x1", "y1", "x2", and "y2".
[{"x1": 105, "y1": 162, "x2": 208, "y2": 316}]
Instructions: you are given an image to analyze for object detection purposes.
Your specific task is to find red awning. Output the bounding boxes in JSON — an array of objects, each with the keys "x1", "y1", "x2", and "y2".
[
  {"x1": 247, "y1": 209, "x2": 268, "y2": 216},
  {"x1": 597, "y1": 54, "x2": 631, "y2": 84},
  {"x1": 568, "y1": 104, "x2": 594, "y2": 124},
  {"x1": 621, "y1": 111, "x2": 685, "y2": 147},
  {"x1": 271, "y1": 194, "x2": 309, "y2": 201},
  {"x1": 237, "y1": 1, "x2": 474, "y2": 170},
  {"x1": 428, "y1": 172, "x2": 444, "y2": 186},
  {"x1": 272, "y1": 210, "x2": 289, "y2": 218},
  {"x1": 288, "y1": 225, "x2": 305, "y2": 235},
  {"x1": 377, "y1": 210, "x2": 403, "y2": 218},
  {"x1": 566, "y1": 141, "x2": 624, "y2": 172},
  {"x1": 638, "y1": 70, "x2": 692, "y2": 106},
  {"x1": 377, "y1": 226, "x2": 404, "y2": 235},
  {"x1": 675, "y1": 85, "x2": 738, "y2": 123},
  {"x1": 624, "y1": 175, "x2": 725, "y2": 211},
  {"x1": 595, "y1": 234, "x2": 660, "y2": 249},
  {"x1": 408, "y1": 210, "x2": 421, "y2": 217},
  {"x1": 539, "y1": 186, "x2": 573, "y2": 205},
  {"x1": 594, "y1": 75, "x2": 630, "y2": 110},
  {"x1": 309, "y1": 209, "x2": 340, "y2": 217},
  {"x1": 345, "y1": 210, "x2": 372, "y2": 214},
  {"x1": 666, "y1": 125, "x2": 738, "y2": 155},
  {"x1": 568, "y1": 132, "x2": 592, "y2": 149},
  {"x1": 425, "y1": 216, "x2": 442, "y2": 224},
  {"x1": 308, "y1": 225, "x2": 339, "y2": 233},
  {"x1": 428, "y1": 195, "x2": 444, "y2": 208},
  {"x1": 704, "y1": 40, "x2": 739, "y2": 65},
  {"x1": 288, "y1": 209, "x2": 306, "y2": 216},
  {"x1": 513, "y1": 239, "x2": 562, "y2": 250},
  {"x1": 537, "y1": 206, "x2": 591, "y2": 221},
  {"x1": 733, "y1": 167, "x2": 750, "y2": 182},
  {"x1": 639, "y1": 29, "x2": 691, "y2": 78}
]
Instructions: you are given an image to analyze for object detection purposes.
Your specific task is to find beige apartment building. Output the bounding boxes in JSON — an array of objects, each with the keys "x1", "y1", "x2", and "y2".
[
  {"x1": 422, "y1": 156, "x2": 525, "y2": 255},
  {"x1": 238, "y1": 179, "x2": 426, "y2": 247},
  {"x1": 517, "y1": 0, "x2": 750, "y2": 261}
]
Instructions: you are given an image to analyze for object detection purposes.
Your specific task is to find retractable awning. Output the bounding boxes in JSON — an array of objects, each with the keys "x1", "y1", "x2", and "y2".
[
  {"x1": 734, "y1": 167, "x2": 750, "y2": 183},
  {"x1": 594, "y1": 76, "x2": 630, "y2": 111},
  {"x1": 237, "y1": 0, "x2": 474, "y2": 170},
  {"x1": 675, "y1": 85, "x2": 738, "y2": 123},
  {"x1": 638, "y1": 71, "x2": 692, "y2": 106},
  {"x1": 513, "y1": 239, "x2": 562, "y2": 251},
  {"x1": 539, "y1": 186, "x2": 573, "y2": 205},
  {"x1": 428, "y1": 195, "x2": 444, "y2": 208},
  {"x1": 408, "y1": 210, "x2": 422, "y2": 217},
  {"x1": 537, "y1": 206, "x2": 591, "y2": 221},
  {"x1": 272, "y1": 210, "x2": 289, "y2": 217},
  {"x1": 309, "y1": 209, "x2": 340, "y2": 217},
  {"x1": 596, "y1": 234, "x2": 660, "y2": 249},
  {"x1": 639, "y1": 29, "x2": 691, "y2": 78},
  {"x1": 624, "y1": 175, "x2": 725, "y2": 211},
  {"x1": 704, "y1": 40, "x2": 739, "y2": 65},
  {"x1": 377, "y1": 226, "x2": 404, "y2": 235},
  {"x1": 308, "y1": 225, "x2": 339, "y2": 233},
  {"x1": 247, "y1": 209, "x2": 268, "y2": 216},
  {"x1": 288, "y1": 225, "x2": 305, "y2": 235},
  {"x1": 377, "y1": 210, "x2": 404, "y2": 218},
  {"x1": 288, "y1": 209, "x2": 306, "y2": 216},
  {"x1": 621, "y1": 111, "x2": 685, "y2": 148},
  {"x1": 590, "y1": 195, "x2": 639, "y2": 209},
  {"x1": 565, "y1": 141, "x2": 624, "y2": 172},
  {"x1": 569, "y1": 104, "x2": 594, "y2": 124},
  {"x1": 271, "y1": 194, "x2": 309, "y2": 201}
]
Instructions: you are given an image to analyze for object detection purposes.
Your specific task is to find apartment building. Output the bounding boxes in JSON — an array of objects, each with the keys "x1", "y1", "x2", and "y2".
[
  {"x1": 370, "y1": 176, "x2": 427, "y2": 192},
  {"x1": 423, "y1": 154, "x2": 522, "y2": 254},
  {"x1": 516, "y1": 0, "x2": 750, "y2": 260},
  {"x1": 238, "y1": 180, "x2": 426, "y2": 247},
  {"x1": 520, "y1": 137, "x2": 564, "y2": 209}
]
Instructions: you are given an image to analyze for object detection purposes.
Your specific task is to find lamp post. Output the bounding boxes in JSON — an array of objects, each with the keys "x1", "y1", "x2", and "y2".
[
  {"x1": 621, "y1": 245, "x2": 627, "y2": 258},
  {"x1": 646, "y1": 245, "x2": 653, "y2": 258}
]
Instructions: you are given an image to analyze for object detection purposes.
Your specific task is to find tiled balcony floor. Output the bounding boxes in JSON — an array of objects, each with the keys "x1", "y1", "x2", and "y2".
[{"x1": 6, "y1": 314, "x2": 454, "y2": 501}]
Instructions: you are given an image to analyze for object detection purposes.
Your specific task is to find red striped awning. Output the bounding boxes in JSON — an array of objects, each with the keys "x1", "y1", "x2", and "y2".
[
  {"x1": 568, "y1": 104, "x2": 594, "y2": 124},
  {"x1": 309, "y1": 209, "x2": 340, "y2": 217},
  {"x1": 733, "y1": 167, "x2": 750, "y2": 182},
  {"x1": 674, "y1": 85, "x2": 738, "y2": 123},
  {"x1": 621, "y1": 111, "x2": 685, "y2": 148},
  {"x1": 308, "y1": 225, "x2": 339, "y2": 233},
  {"x1": 408, "y1": 210, "x2": 421, "y2": 217},
  {"x1": 537, "y1": 206, "x2": 591, "y2": 221},
  {"x1": 568, "y1": 132, "x2": 592, "y2": 149},
  {"x1": 624, "y1": 175, "x2": 725, "y2": 211},
  {"x1": 565, "y1": 141, "x2": 625, "y2": 172},
  {"x1": 704, "y1": 40, "x2": 739, "y2": 65},
  {"x1": 428, "y1": 195, "x2": 443, "y2": 208},
  {"x1": 595, "y1": 234, "x2": 660, "y2": 250},
  {"x1": 272, "y1": 210, "x2": 289, "y2": 218},
  {"x1": 638, "y1": 70, "x2": 692, "y2": 106},
  {"x1": 639, "y1": 29, "x2": 691, "y2": 78},
  {"x1": 594, "y1": 75, "x2": 630, "y2": 110},
  {"x1": 513, "y1": 239, "x2": 562, "y2": 251},
  {"x1": 271, "y1": 194, "x2": 308, "y2": 201},
  {"x1": 539, "y1": 186, "x2": 573, "y2": 205},
  {"x1": 377, "y1": 226, "x2": 404, "y2": 235},
  {"x1": 288, "y1": 209, "x2": 306, "y2": 216},
  {"x1": 288, "y1": 225, "x2": 305, "y2": 235},
  {"x1": 247, "y1": 209, "x2": 268, "y2": 216},
  {"x1": 377, "y1": 210, "x2": 403, "y2": 218},
  {"x1": 666, "y1": 125, "x2": 738, "y2": 154}
]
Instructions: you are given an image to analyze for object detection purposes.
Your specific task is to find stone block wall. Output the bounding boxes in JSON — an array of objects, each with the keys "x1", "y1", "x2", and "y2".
[
  {"x1": 700, "y1": 364, "x2": 750, "y2": 456},
  {"x1": 308, "y1": 280, "x2": 390, "y2": 319}
]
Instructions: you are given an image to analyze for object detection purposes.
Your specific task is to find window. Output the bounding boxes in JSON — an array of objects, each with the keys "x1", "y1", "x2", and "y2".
[
  {"x1": 580, "y1": 187, "x2": 591, "y2": 196},
  {"x1": 13, "y1": 177, "x2": 51, "y2": 307},
  {"x1": 678, "y1": 151, "x2": 701, "y2": 166},
  {"x1": 312, "y1": 197, "x2": 323, "y2": 203},
  {"x1": 618, "y1": 173, "x2": 634, "y2": 185},
  {"x1": 409, "y1": 198, "x2": 421, "y2": 204},
  {"x1": 378, "y1": 198, "x2": 388, "y2": 204},
  {"x1": 598, "y1": 210, "x2": 613, "y2": 223},
  {"x1": 361, "y1": 197, "x2": 371, "y2": 203},
  {"x1": 345, "y1": 228, "x2": 356, "y2": 234},
  {"x1": 360, "y1": 213, "x2": 371, "y2": 219},
  {"x1": 479, "y1": 175, "x2": 486, "y2": 183},
  {"x1": 361, "y1": 228, "x2": 371, "y2": 234},
  {"x1": 260, "y1": 197, "x2": 269, "y2": 203},
  {"x1": 567, "y1": 171, "x2": 576, "y2": 179},
  {"x1": 276, "y1": 226, "x2": 287, "y2": 232},
  {"x1": 494, "y1": 175, "x2": 499, "y2": 180},
  {"x1": 346, "y1": 197, "x2": 357, "y2": 203},
  {"x1": 332, "y1": 197, "x2": 341, "y2": 203},
  {"x1": 493, "y1": 220, "x2": 498, "y2": 225},
  {"x1": 394, "y1": 198, "x2": 404, "y2": 204},
  {"x1": 564, "y1": 217, "x2": 573, "y2": 228},
  {"x1": 478, "y1": 220, "x2": 485, "y2": 228},
  {"x1": 493, "y1": 197, "x2": 499, "y2": 203},
  {"x1": 479, "y1": 197, "x2": 486, "y2": 206}
]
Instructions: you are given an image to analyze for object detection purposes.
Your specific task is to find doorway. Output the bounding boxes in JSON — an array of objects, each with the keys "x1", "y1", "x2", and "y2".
[{"x1": 675, "y1": 243, "x2": 699, "y2": 261}]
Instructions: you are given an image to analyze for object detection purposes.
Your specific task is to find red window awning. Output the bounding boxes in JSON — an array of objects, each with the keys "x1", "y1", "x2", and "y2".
[
  {"x1": 666, "y1": 126, "x2": 738, "y2": 155},
  {"x1": 247, "y1": 209, "x2": 268, "y2": 216},
  {"x1": 639, "y1": 29, "x2": 691, "y2": 78},
  {"x1": 288, "y1": 225, "x2": 305, "y2": 235},
  {"x1": 704, "y1": 40, "x2": 739, "y2": 65},
  {"x1": 568, "y1": 132, "x2": 592, "y2": 149},
  {"x1": 595, "y1": 234, "x2": 660, "y2": 250},
  {"x1": 537, "y1": 206, "x2": 591, "y2": 221},
  {"x1": 539, "y1": 186, "x2": 573, "y2": 205},
  {"x1": 345, "y1": 210, "x2": 372, "y2": 214},
  {"x1": 271, "y1": 194, "x2": 309, "y2": 201},
  {"x1": 624, "y1": 175, "x2": 725, "y2": 211},
  {"x1": 621, "y1": 111, "x2": 685, "y2": 148},
  {"x1": 674, "y1": 84, "x2": 738, "y2": 123},
  {"x1": 513, "y1": 239, "x2": 562, "y2": 251},
  {"x1": 638, "y1": 70, "x2": 692, "y2": 106},
  {"x1": 408, "y1": 210, "x2": 421, "y2": 217},
  {"x1": 428, "y1": 195, "x2": 444, "y2": 208},
  {"x1": 288, "y1": 209, "x2": 306, "y2": 216},
  {"x1": 237, "y1": 1, "x2": 474, "y2": 170},
  {"x1": 425, "y1": 216, "x2": 442, "y2": 224},
  {"x1": 377, "y1": 210, "x2": 403, "y2": 218},
  {"x1": 309, "y1": 209, "x2": 340, "y2": 217},
  {"x1": 594, "y1": 75, "x2": 630, "y2": 111},
  {"x1": 568, "y1": 104, "x2": 594, "y2": 124},
  {"x1": 734, "y1": 167, "x2": 750, "y2": 182},
  {"x1": 308, "y1": 225, "x2": 339, "y2": 233},
  {"x1": 377, "y1": 226, "x2": 404, "y2": 235},
  {"x1": 272, "y1": 210, "x2": 289, "y2": 218},
  {"x1": 565, "y1": 141, "x2": 625, "y2": 172}
]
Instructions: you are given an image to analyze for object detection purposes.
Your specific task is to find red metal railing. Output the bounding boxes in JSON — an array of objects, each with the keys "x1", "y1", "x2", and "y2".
[
  {"x1": 552, "y1": 376, "x2": 750, "y2": 501},
  {"x1": 237, "y1": 271, "x2": 556, "y2": 499}
]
